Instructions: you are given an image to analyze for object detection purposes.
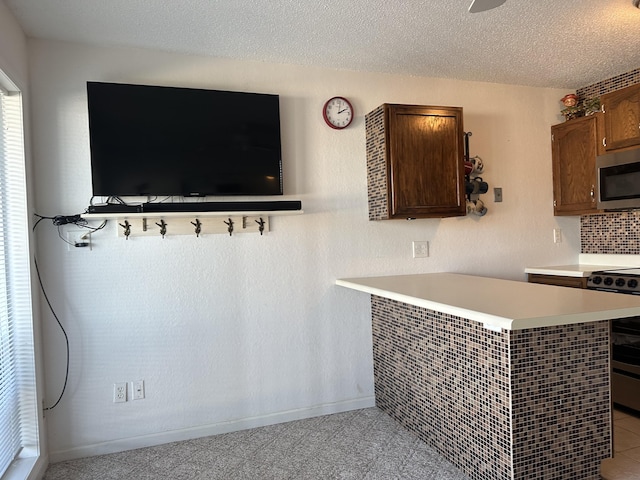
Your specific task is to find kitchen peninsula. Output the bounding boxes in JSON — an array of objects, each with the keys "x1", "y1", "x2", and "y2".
[{"x1": 337, "y1": 273, "x2": 640, "y2": 480}]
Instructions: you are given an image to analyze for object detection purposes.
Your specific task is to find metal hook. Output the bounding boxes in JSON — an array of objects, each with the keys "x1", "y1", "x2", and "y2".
[
  {"x1": 255, "y1": 218, "x2": 266, "y2": 236},
  {"x1": 155, "y1": 219, "x2": 167, "y2": 238},
  {"x1": 223, "y1": 218, "x2": 234, "y2": 236},
  {"x1": 119, "y1": 220, "x2": 131, "y2": 239},
  {"x1": 191, "y1": 219, "x2": 202, "y2": 237}
]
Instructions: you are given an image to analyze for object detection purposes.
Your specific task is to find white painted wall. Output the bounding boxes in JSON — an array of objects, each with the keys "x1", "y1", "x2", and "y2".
[
  {"x1": 0, "y1": 1, "x2": 27, "y2": 86},
  {"x1": 27, "y1": 39, "x2": 577, "y2": 462}
]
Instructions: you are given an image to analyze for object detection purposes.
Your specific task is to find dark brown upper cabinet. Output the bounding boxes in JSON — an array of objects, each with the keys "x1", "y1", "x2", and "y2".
[
  {"x1": 366, "y1": 104, "x2": 465, "y2": 220},
  {"x1": 551, "y1": 114, "x2": 601, "y2": 216},
  {"x1": 601, "y1": 83, "x2": 640, "y2": 152}
]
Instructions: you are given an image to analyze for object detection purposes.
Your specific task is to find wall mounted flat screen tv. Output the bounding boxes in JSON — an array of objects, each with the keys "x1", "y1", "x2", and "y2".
[{"x1": 87, "y1": 82, "x2": 283, "y2": 197}]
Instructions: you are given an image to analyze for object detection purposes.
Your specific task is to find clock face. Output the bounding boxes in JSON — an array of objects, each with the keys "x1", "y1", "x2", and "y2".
[{"x1": 323, "y1": 97, "x2": 353, "y2": 129}]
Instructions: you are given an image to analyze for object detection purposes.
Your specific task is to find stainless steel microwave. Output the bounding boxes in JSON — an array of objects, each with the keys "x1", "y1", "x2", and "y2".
[{"x1": 597, "y1": 149, "x2": 640, "y2": 210}]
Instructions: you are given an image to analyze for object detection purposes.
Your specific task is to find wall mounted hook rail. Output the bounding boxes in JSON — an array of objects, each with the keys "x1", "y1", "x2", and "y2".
[{"x1": 110, "y1": 214, "x2": 276, "y2": 238}]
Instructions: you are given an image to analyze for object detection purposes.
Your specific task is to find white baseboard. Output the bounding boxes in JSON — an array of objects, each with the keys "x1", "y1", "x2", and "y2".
[{"x1": 49, "y1": 396, "x2": 376, "y2": 464}]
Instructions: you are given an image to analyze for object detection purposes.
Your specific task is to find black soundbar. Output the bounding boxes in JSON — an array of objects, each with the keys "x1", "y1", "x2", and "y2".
[
  {"x1": 87, "y1": 201, "x2": 302, "y2": 214},
  {"x1": 87, "y1": 204, "x2": 143, "y2": 214},
  {"x1": 142, "y1": 201, "x2": 302, "y2": 213}
]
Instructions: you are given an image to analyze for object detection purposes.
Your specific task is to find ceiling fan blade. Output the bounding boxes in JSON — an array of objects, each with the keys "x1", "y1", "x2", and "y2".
[{"x1": 468, "y1": 0, "x2": 507, "y2": 13}]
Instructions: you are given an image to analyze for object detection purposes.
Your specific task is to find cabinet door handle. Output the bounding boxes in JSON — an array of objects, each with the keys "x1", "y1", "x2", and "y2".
[
  {"x1": 591, "y1": 185, "x2": 595, "y2": 202},
  {"x1": 603, "y1": 137, "x2": 607, "y2": 147},
  {"x1": 601, "y1": 104, "x2": 606, "y2": 114},
  {"x1": 553, "y1": 200, "x2": 557, "y2": 207}
]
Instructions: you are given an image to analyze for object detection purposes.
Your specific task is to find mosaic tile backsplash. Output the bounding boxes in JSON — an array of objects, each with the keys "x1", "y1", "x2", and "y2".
[
  {"x1": 576, "y1": 68, "x2": 640, "y2": 101},
  {"x1": 582, "y1": 211, "x2": 640, "y2": 254},
  {"x1": 578, "y1": 68, "x2": 640, "y2": 253},
  {"x1": 371, "y1": 295, "x2": 611, "y2": 480}
]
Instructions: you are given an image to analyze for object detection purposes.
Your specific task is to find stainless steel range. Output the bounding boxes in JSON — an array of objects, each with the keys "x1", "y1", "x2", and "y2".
[
  {"x1": 587, "y1": 268, "x2": 640, "y2": 294},
  {"x1": 587, "y1": 268, "x2": 640, "y2": 412}
]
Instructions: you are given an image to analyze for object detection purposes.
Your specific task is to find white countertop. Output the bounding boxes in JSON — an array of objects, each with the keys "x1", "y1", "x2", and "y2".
[
  {"x1": 336, "y1": 272, "x2": 640, "y2": 331},
  {"x1": 525, "y1": 254, "x2": 640, "y2": 277}
]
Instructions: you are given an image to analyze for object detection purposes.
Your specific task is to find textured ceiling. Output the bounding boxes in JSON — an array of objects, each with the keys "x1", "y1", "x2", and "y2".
[{"x1": 4, "y1": 0, "x2": 640, "y2": 89}]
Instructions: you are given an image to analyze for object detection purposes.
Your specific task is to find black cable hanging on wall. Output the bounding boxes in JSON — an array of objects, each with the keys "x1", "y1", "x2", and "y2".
[{"x1": 34, "y1": 257, "x2": 69, "y2": 411}]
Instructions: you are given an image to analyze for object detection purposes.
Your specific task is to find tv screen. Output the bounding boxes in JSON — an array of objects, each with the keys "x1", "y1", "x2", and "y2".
[{"x1": 86, "y1": 82, "x2": 283, "y2": 197}]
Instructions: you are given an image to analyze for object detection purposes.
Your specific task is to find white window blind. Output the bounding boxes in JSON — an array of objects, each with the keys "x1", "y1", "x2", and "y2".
[{"x1": 0, "y1": 79, "x2": 38, "y2": 478}]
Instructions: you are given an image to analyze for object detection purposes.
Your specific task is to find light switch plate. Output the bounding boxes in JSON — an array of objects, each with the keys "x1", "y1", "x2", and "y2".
[{"x1": 553, "y1": 228, "x2": 562, "y2": 243}]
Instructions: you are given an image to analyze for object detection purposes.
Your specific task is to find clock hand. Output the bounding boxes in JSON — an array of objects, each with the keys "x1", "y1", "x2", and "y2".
[{"x1": 338, "y1": 108, "x2": 348, "y2": 114}]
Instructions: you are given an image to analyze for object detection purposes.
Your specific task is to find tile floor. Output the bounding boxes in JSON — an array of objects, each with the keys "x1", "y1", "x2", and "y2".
[
  {"x1": 42, "y1": 406, "x2": 640, "y2": 480},
  {"x1": 601, "y1": 408, "x2": 640, "y2": 480},
  {"x1": 42, "y1": 408, "x2": 471, "y2": 480}
]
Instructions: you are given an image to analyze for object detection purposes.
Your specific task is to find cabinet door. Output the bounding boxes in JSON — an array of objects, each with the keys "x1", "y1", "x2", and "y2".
[
  {"x1": 551, "y1": 115, "x2": 599, "y2": 216},
  {"x1": 602, "y1": 83, "x2": 640, "y2": 151},
  {"x1": 387, "y1": 105, "x2": 465, "y2": 218}
]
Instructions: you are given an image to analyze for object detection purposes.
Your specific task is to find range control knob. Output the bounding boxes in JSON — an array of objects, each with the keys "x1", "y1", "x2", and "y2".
[
  {"x1": 629, "y1": 279, "x2": 639, "y2": 289},
  {"x1": 591, "y1": 276, "x2": 602, "y2": 285},
  {"x1": 616, "y1": 278, "x2": 627, "y2": 287},
  {"x1": 604, "y1": 277, "x2": 614, "y2": 286}
]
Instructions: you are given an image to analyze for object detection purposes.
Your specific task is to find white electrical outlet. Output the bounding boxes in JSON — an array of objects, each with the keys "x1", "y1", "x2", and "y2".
[
  {"x1": 412, "y1": 241, "x2": 429, "y2": 258},
  {"x1": 553, "y1": 228, "x2": 562, "y2": 244},
  {"x1": 66, "y1": 230, "x2": 92, "y2": 252},
  {"x1": 132, "y1": 380, "x2": 145, "y2": 400},
  {"x1": 113, "y1": 382, "x2": 127, "y2": 403}
]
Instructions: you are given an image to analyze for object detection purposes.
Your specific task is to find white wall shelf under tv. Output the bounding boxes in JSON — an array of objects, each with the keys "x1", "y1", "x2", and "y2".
[{"x1": 82, "y1": 209, "x2": 303, "y2": 238}]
